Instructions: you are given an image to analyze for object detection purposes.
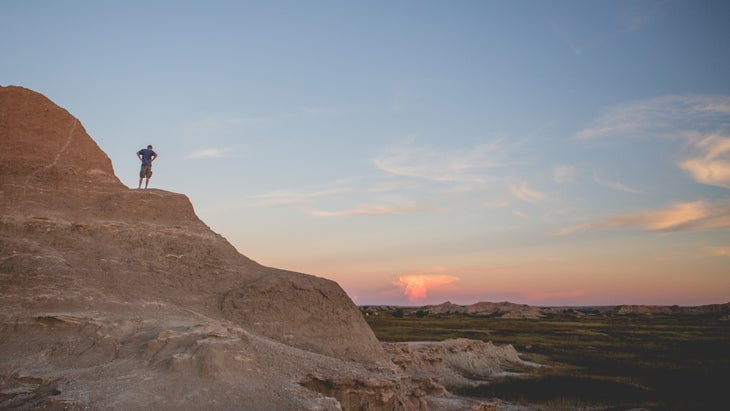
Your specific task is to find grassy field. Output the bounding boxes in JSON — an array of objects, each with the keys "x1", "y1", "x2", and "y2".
[{"x1": 362, "y1": 308, "x2": 730, "y2": 410}]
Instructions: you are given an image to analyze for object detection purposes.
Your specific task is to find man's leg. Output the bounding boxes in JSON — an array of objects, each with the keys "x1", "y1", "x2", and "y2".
[
  {"x1": 145, "y1": 177, "x2": 150, "y2": 189},
  {"x1": 138, "y1": 177, "x2": 143, "y2": 189}
]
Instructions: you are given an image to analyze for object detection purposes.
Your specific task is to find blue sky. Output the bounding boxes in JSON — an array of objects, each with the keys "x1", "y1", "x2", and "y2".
[{"x1": 2, "y1": 0, "x2": 729, "y2": 306}]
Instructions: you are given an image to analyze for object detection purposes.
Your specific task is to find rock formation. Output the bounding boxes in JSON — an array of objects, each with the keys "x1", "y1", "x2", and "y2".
[
  {"x1": 384, "y1": 339, "x2": 529, "y2": 389},
  {"x1": 422, "y1": 302, "x2": 543, "y2": 319},
  {"x1": 0, "y1": 85, "x2": 529, "y2": 410},
  {"x1": 0, "y1": 85, "x2": 421, "y2": 410}
]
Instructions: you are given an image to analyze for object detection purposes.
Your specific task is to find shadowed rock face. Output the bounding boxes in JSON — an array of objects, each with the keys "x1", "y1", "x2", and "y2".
[{"x1": 0, "y1": 86, "x2": 422, "y2": 410}]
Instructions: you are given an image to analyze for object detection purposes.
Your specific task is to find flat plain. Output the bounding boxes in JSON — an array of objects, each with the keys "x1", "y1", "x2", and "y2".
[{"x1": 362, "y1": 307, "x2": 730, "y2": 410}]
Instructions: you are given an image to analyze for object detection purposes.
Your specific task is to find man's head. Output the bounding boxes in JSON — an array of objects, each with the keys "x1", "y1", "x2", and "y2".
[{"x1": 147, "y1": 145, "x2": 153, "y2": 149}]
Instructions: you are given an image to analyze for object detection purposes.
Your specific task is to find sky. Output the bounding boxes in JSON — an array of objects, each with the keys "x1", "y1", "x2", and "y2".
[{"x1": 2, "y1": 0, "x2": 729, "y2": 306}]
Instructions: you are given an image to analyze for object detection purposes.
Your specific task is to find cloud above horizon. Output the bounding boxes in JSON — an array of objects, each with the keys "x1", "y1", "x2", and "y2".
[
  {"x1": 576, "y1": 95, "x2": 730, "y2": 140},
  {"x1": 708, "y1": 246, "x2": 730, "y2": 257},
  {"x1": 593, "y1": 175, "x2": 646, "y2": 194},
  {"x1": 393, "y1": 274, "x2": 460, "y2": 302},
  {"x1": 372, "y1": 139, "x2": 556, "y2": 207},
  {"x1": 509, "y1": 181, "x2": 546, "y2": 203},
  {"x1": 251, "y1": 186, "x2": 355, "y2": 207},
  {"x1": 374, "y1": 140, "x2": 508, "y2": 183},
  {"x1": 307, "y1": 203, "x2": 419, "y2": 217},
  {"x1": 245, "y1": 179, "x2": 427, "y2": 218},
  {"x1": 679, "y1": 133, "x2": 730, "y2": 189},
  {"x1": 559, "y1": 199, "x2": 730, "y2": 235},
  {"x1": 575, "y1": 94, "x2": 730, "y2": 197},
  {"x1": 553, "y1": 165, "x2": 577, "y2": 184}
]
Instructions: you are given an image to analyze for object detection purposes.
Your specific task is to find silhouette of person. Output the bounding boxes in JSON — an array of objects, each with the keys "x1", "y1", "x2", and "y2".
[{"x1": 136, "y1": 145, "x2": 157, "y2": 189}]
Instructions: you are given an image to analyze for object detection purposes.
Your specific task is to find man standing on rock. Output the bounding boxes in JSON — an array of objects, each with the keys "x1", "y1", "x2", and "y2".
[{"x1": 136, "y1": 145, "x2": 157, "y2": 189}]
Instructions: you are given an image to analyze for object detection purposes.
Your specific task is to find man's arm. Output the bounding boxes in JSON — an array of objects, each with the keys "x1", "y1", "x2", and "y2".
[
  {"x1": 151, "y1": 152, "x2": 158, "y2": 162},
  {"x1": 137, "y1": 151, "x2": 143, "y2": 162}
]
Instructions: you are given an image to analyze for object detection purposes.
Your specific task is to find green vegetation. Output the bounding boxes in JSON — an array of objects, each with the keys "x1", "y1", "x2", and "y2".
[{"x1": 363, "y1": 308, "x2": 730, "y2": 410}]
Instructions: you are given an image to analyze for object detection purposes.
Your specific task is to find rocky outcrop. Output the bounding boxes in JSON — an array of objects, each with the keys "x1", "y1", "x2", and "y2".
[
  {"x1": 423, "y1": 301, "x2": 543, "y2": 319},
  {"x1": 614, "y1": 302, "x2": 730, "y2": 316},
  {"x1": 220, "y1": 271, "x2": 385, "y2": 362},
  {"x1": 384, "y1": 339, "x2": 531, "y2": 390},
  {"x1": 300, "y1": 372, "x2": 429, "y2": 411},
  {"x1": 0, "y1": 85, "x2": 418, "y2": 410}
]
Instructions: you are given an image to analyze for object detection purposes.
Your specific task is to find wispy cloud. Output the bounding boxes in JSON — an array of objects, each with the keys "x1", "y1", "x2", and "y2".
[
  {"x1": 374, "y1": 140, "x2": 508, "y2": 183},
  {"x1": 577, "y1": 95, "x2": 730, "y2": 192},
  {"x1": 576, "y1": 95, "x2": 730, "y2": 140},
  {"x1": 307, "y1": 204, "x2": 419, "y2": 218},
  {"x1": 509, "y1": 181, "x2": 546, "y2": 203},
  {"x1": 393, "y1": 274, "x2": 460, "y2": 302},
  {"x1": 594, "y1": 175, "x2": 646, "y2": 194},
  {"x1": 679, "y1": 133, "x2": 730, "y2": 189},
  {"x1": 609, "y1": 201, "x2": 716, "y2": 231},
  {"x1": 372, "y1": 139, "x2": 558, "y2": 210},
  {"x1": 252, "y1": 187, "x2": 350, "y2": 207},
  {"x1": 251, "y1": 180, "x2": 417, "y2": 207},
  {"x1": 550, "y1": 2, "x2": 664, "y2": 57},
  {"x1": 188, "y1": 147, "x2": 235, "y2": 159},
  {"x1": 558, "y1": 199, "x2": 730, "y2": 235},
  {"x1": 512, "y1": 211, "x2": 530, "y2": 219},
  {"x1": 707, "y1": 246, "x2": 730, "y2": 257},
  {"x1": 553, "y1": 165, "x2": 577, "y2": 184}
]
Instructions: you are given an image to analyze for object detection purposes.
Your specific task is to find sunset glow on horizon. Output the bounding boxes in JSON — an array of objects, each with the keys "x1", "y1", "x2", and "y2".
[{"x1": 3, "y1": 1, "x2": 728, "y2": 306}]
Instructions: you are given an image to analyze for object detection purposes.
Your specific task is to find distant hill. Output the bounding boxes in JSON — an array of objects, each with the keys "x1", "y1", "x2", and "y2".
[
  {"x1": 361, "y1": 301, "x2": 543, "y2": 319},
  {"x1": 361, "y1": 301, "x2": 730, "y2": 318},
  {"x1": 423, "y1": 301, "x2": 544, "y2": 319},
  {"x1": 611, "y1": 302, "x2": 730, "y2": 316}
]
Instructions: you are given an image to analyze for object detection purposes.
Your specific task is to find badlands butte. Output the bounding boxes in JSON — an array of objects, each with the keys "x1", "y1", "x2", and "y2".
[{"x1": 0, "y1": 85, "x2": 534, "y2": 410}]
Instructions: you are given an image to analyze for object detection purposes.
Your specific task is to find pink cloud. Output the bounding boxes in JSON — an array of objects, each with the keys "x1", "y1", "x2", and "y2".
[
  {"x1": 509, "y1": 181, "x2": 546, "y2": 203},
  {"x1": 679, "y1": 134, "x2": 730, "y2": 189},
  {"x1": 558, "y1": 199, "x2": 730, "y2": 235},
  {"x1": 708, "y1": 246, "x2": 730, "y2": 257},
  {"x1": 393, "y1": 274, "x2": 460, "y2": 302}
]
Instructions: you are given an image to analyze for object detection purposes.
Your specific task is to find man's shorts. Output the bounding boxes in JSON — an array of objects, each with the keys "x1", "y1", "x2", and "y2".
[{"x1": 140, "y1": 164, "x2": 153, "y2": 178}]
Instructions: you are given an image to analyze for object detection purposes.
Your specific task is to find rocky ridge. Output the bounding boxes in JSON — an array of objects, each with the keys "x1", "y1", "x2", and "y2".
[{"x1": 423, "y1": 302, "x2": 543, "y2": 319}]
